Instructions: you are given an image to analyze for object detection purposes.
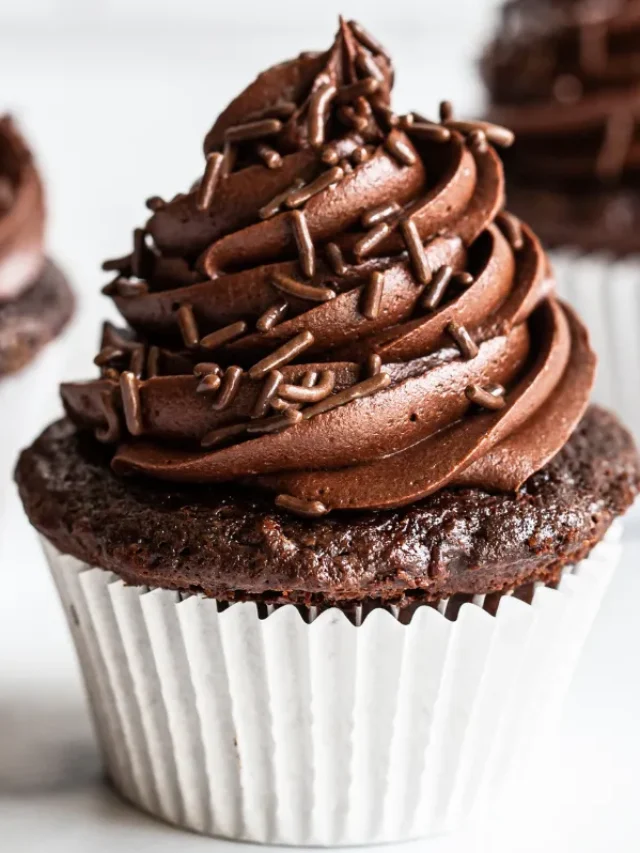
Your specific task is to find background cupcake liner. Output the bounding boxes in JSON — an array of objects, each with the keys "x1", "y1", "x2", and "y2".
[
  {"x1": 0, "y1": 332, "x2": 69, "y2": 538},
  {"x1": 552, "y1": 250, "x2": 640, "y2": 445},
  {"x1": 42, "y1": 523, "x2": 621, "y2": 846}
]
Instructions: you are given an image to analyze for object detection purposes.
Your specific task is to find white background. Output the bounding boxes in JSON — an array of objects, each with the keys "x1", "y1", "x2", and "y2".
[{"x1": 1, "y1": 1, "x2": 639, "y2": 851}]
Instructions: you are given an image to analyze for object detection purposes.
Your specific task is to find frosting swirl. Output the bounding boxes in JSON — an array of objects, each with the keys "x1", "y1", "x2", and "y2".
[
  {"x1": 484, "y1": 0, "x2": 640, "y2": 186},
  {"x1": 0, "y1": 116, "x2": 45, "y2": 301},
  {"x1": 61, "y1": 19, "x2": 595, "y2": 516}
]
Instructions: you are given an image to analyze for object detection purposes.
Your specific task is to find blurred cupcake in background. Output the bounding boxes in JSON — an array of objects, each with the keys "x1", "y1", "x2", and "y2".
[
  {"x1": 0, "y1": 116, "x2": 74, "y2": 520},
  {"x1": 483, "y1": 0, "x2": 640, "y2": 439}
]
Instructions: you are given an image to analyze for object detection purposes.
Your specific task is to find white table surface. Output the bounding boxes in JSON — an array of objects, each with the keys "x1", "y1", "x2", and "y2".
[{"x1": 1, "y1": 7, "x2": 639, "y2": 851}]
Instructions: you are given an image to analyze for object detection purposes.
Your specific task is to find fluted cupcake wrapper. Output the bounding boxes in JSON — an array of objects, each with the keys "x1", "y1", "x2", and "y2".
[
  {"x1": 552, "y1": 250, "x2": 640, "y2": 444},
  {"x1": 42, "y1": 523, "x2": 621, "y2": 846}
]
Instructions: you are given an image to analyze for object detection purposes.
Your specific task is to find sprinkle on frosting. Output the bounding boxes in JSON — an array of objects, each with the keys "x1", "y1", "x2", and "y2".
[
  {"x1": 466, "y1": 382, "x2": 506, "y2": 410},
  {"x1": 249, "y1": 330, "x2": 315, "y2": 380},
  {"x1": 291, "y1": 210, "x2": 316, "y2": 278},
  {"x1": 200, "y1": 321, "x2": 248, "y2": 351},
  {"x1": 61, "y1": 19, "x2": 596, "y2": 517},
  {"x1": 447, "y1": 322, "x2": 479, "y2": 360}
]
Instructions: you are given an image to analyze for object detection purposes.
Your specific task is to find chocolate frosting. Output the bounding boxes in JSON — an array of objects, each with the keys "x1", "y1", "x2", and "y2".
[
  {"x1": 61, "y1": 20, "x2": 596, "y2": 515},
  {"x1": 0, "y1": 116, "x2": 45, "y2": 302},
  {"x1": 484, "y1": 0, "x2": 640, "y2": 188}
]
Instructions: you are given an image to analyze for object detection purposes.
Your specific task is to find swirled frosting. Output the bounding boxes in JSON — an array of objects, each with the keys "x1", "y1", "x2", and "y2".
[
  {"x1": 484, "y1": 0, "x2": 640, "y2": 186},
  {"x1": 61, "y1": 19, "x2": 596, "y2": 516},
  {"x1": 0, "y1": 116, "x2": 45, "y2": 301}
]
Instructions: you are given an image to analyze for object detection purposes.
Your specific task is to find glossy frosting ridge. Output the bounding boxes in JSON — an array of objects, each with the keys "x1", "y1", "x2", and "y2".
[{"x1": 61, "y1": 19, "x2": 596, "y2": 515}]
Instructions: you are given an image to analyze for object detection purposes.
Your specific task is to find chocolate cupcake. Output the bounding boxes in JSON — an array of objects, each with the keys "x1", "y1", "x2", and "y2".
[
  {"x1": 17, "y1": 20, "x2": 640, "y2": 845},
  {"x1": 483, "y1": 0, "x2": 640, "y2": 438},
  {"x1": 0, "y1": 117, "x2": 73, "y2": 522}
]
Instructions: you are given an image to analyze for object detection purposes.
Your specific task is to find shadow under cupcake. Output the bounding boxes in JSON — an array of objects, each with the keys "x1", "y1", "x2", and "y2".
[{"x1": 15, "y1": 18, "x2": 640, "y2": 846}]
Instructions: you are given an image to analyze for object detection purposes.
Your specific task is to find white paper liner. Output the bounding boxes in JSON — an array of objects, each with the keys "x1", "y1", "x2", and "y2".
[
  {"x1": 41, "y1": 522, "x2": 622, "y2": 846},
  {"x1": 552, "y1": 249, "x2": 640, "y2": 443}
]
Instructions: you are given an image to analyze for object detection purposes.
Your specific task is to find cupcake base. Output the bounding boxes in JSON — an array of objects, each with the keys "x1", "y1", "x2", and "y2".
[
  {"x1": 14, "y1": 407, "x2": 640, "y2": 609},
  {"x1": 42, "y1": 523, "x2": 622, "y2": 845},
  {"x1": 0, "y1": 258, "x2": 74, "y2": 377}
]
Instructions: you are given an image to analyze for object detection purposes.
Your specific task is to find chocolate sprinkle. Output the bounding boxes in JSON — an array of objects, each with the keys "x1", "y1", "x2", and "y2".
[
  {"x1": 211, "y1": 366, "x2": 243, "y2": 411},
  {"x1": 422, "y1": 265, "x2": 453, "y2": 310},
  {"x1": 177, "y1": 304, "x2": 199, "y2": 349},
  {"x1": 497, "y1": 211, "x2": 524, "y2": 251},
  {"x1": 401, "y1": 218, "x2": 431, "y2": 284},
  {"x1": 102, "y1": 253, "x2": 132, "y2": 273},
  {"x1": 129, "y1": 345, "x2": 145, "y2": 379},
  {"x1": 146, "y1": 346, "x2": 160, "y2": 378},
  {"x1": 285, "y1": 166, "x2": 344, "y2": 208},
  {"x1": 447, "y1": 322, "x2": 479, "y2": 360},
  {"x1": 349, "y1": 19, "x2": 390, "y2": 59},
  {"x1": 280, "y1": 369, "x2": 336, "y2": 402},
  {"x1": 385, "y1": 129, "x2": 417, "y2": 166},
  {"x1": 252, "y1": 370, "x2": 283, "y2": 418},
  {"x1": 194, "y1": 362, "x2": 222, "y2": 377},
  {"x1": 256, "y1": 143, "x2": 283, "y2": 169},
  {"x1": 366, "y1": 353, "x2": 382, "y2": 376},
  {"x1": 308, "y1": 84, "x2": 337, "y2": 148},
  {"x1": 145, "y1": 196, "x2": 165, "y2": 212},
  {"x1": 256, "y1": 299, "x2": 289, "y2": 332},
  {"x1": 467, "y1": 129, "x2": 488, "y2": 154},
  {"x1": 115, "y1": 278, "x2": 148, "y2": 298},
  {"x1": 439, "y1": 101, "x2": 454, "y2": 123},
  {"x1": 303, "y1": 371, "x2": 391, "y2": 420},
  {"x1": 248, "y1": 330, "x2": 315, "y2": 380},
  {"x1": 453, "y1": 271, "x2": 475, "y2": 287},
  {"x1": 291, "y1": 210, "x2": 316, "y2": 278},
  {"x1": 355, "y1": 49, "x2": 385, "y2": 84},
  {"x1": 362, "y1": 201, "x2": 400, "y2": 228},
  {"x1": 361, "y1": 270, "x2": 385, "y2": 319},
  {"x1": 446, "y1": 120, "x2": 515, "y2": 149},
  {"x1": 408, "y1": 121, "x2": 452, "y2": 143},
  {"x1": 336, "y1": 77, "x2": 380, "y2": 104},
  {"x1": 196, "y1": 373, "x2": 222, "y2": 395},
  {"x1": 326, "y1": 242, "x2": 348, "y2": 275},
  {"x1": 275, "y1": 493, "x2": 330, "y2": 518},
  {"x1": 196, "y1": 151, "x2": 225, "y2": 211},
  {"x1": 465, "y1": 383, "x2": 506, "y2": 410},
  {"x1": 201, "y1": 422, "x2": 248, "y2": 449},
  {"x1": 94, "y1": 346, "x2": 125, "y2": 367},
  {"x1": 247, "y1": 409, "x2": 303, "y2": 434},
  {"x1": 352, "y1": 146, "x2": 370, "y2": 164},
  {"x1": 200, "y1": 320, "x2": 248, "y2": 351},
  {"x1": 337, "y1": 105, "x2": 368, "y2": 133},
  {"x1": 271, "y1": 272, "x2": 335, "y2": 303},
  {"x1": 119, "y1": 371, "x2": 143, "y2": 436},
  {"x1": 224, "y1": 118, "x2": 283, "y2": 143},
  {"x1": 177, "y1": 305, "x2": 200, "y2": 349},
  {"x1": 259, "y1": 178, "x2": 305, "y2": 220},
  {"x1": 321, "y1": 145, "x2": 340, "y2": 165},
  {"x1": 353, "y1": 221, "x2": 391, "y2": 259},
  {"x1": 221, "y1": 141, "x2": 236, "y2": 177}
]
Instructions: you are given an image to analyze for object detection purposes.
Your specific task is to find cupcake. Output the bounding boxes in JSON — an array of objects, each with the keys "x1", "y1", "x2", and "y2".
[
  {"x1": 16, "y1": 19, "x2": 640, "y2": 846},
  {"x1": 483, "y1": 0, "x2": 640, "y2": 438},
  {"x1": 0, "y1": 116, "x2": 73, "y2": 521}
]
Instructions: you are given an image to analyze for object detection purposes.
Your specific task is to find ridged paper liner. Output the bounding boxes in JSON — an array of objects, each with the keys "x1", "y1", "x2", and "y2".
[
  {"x1": 552, "y1": 250, "x2": 640, "y2": 443},
  {"x1": 42, "y1": 522, "x2": 621, "y2": 846}
]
